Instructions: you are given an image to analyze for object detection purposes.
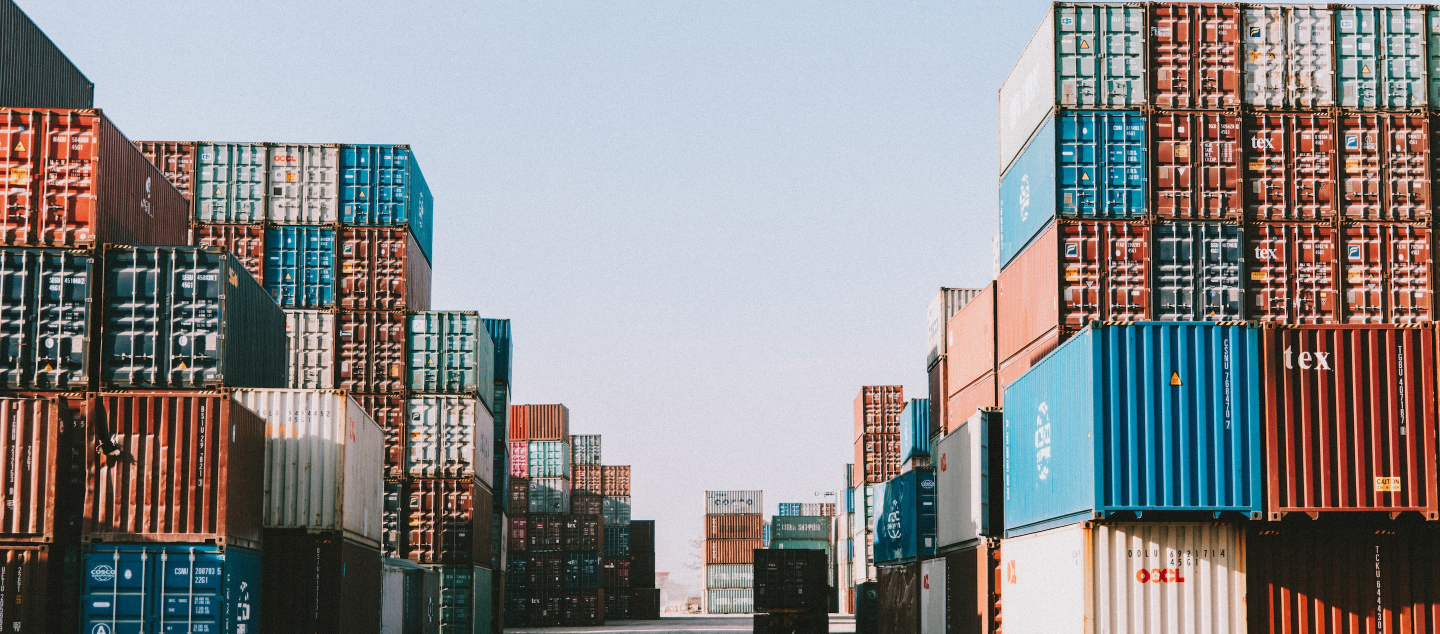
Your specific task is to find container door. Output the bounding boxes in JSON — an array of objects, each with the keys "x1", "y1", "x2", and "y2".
[
  {"x1": 81, "y1": 549, "x2": 151, "y2": 634},
  {"x1": 1286, "y1": 6, "x2": 1335, "y2": 108},
  {"x1": 1091, "y1": 524, "x2": 1245, "y2": 634},
  {"x1": 1337, "y1": 7, "x2": 1381, "y2": 109},
  {"x1": 1382, "y1": 7, "x2": 1426, "y2": 109},
  {"x1": 1000, "y1": 524, "x2": 1085, "y2": 634},
  {"x1": 1242, "y1": 7, "x2": 1287, "y2": 108},
  {"x1": 920, "y1": 559, "x2": 945, "y2": 634},
  {"x1": 302, "y1": 145, "x2": 339, "y2": 224},
  {"x1": 1341, "y1": 224, "x2": 1433, "y2": 323},
  {"x1": 196, "y1": 143, "x2": 267, "y2": 223},
  {"x1": 268, "y1": 144, "x2": 306, "y2": 224},
  {"x1": 1248, "y1": 223, "x2": 1338, "y2": 323},
  {"x1": 1155, "y1": 222, "x2": 1243, "y2": 321},
  {"x1": 102, "y1": 248, "x2": 165, "y2": 387},
  {"x1": 167, "y1": 249, "x2": 225, "y2": 387}
]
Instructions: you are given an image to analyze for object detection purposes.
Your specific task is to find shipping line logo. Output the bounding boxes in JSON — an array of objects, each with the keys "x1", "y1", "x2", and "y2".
[
  {"x1": 884, "y1": 498, "x2": 902, "y2": 540},
  {"x1": 1035, "y1": 402, "x2": 1052, "y2": 481},
  {"x1": 1282, "y1": 346, "x2": 1332, "y2": 371}
]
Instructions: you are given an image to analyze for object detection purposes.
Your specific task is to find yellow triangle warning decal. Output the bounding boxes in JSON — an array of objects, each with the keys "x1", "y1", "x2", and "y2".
[
  {"x1": 284, "y1": 272, "x2": 293, "y2": 281},
  {"x1": 1362, "y1": 65, "x2": 1371, "y2": 75},
  {"x1": 1080, "y1": 40, "x2": 1090, "y2": 49},
  {"x1": 1081, "y1": 172, "x2": 1090, "y2": 181},
  {"x1": 12, "y1": 141, "x2": 24, "y2": 152},
  {"x1": 1170, "y1": 372, "x2": 1182, "y2": 386},
  {"x1": 43, "y1": 363, "x2": 53, "y2": 371},
  {"x1": 177, "y1": 361, "x2": 187, "y2": 370}
]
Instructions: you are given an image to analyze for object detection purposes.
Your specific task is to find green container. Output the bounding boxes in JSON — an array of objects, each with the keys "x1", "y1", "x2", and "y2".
[
  {"x1": 771, "y1": 539, "x2": 829, "y2": 555},
  {"x1": 770, "y1": 516, "x2": 829, "y2": 541},
  {"x1": 407, "y1": 311, "x2": 495, "y2": 406}
]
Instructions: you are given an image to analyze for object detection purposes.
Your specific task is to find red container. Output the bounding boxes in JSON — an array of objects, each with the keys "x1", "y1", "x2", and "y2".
[
  {"x1": 601, "y1": 466, "x2": 631, "y2": 496},
  {"x1": 853, "y1": 386, "x2": 903, "y2": 437},
  {"x1": 855, "y1": 433, "x2": 901, "y2": 484},
  {"x1": 1248, "y1": 222, "x2": 1339, "y2": 323},
  {"x1": 997, "y1": 225, "x2": 1060, "y2": 363},
  {"x1": 573, "y1": 465, "x2": 602, "y2": 495},
  {"x1": 704, "y1": 514, "x2": 763, "y2": 540},
  {"x1": 83, "y1": 392, "x2": 265, "y2": 549},
  {"x1": 406, "y1": 478, "x2": 492, "y2": 565},
  {"x1": 1340, "y1": 223, "x2": 1432, "y2": 323},
  {"x1": 261, "y1": 529, "x2": 382, "y2": 634},
  {"x1": 0, "y1": 108, "x2": 189, "y2": 248},
  {"x1": 0, "y1": 396, "x2": 84, "y2": 542},
  {"x1": 1152, "y1": 111, "x2": 1243, "y2": 220},
  {"x1": 1262, "y1": 325, "x2": 1439, "y2": 521},
  {"x1": 946, "y1": 282, "x2": 996, "y2": 407},
  {"x1": 512, "y1": 404, "x2": 569, "y2": 441},
  {"x1": 704, "y1": 539, "x2": 763, "y2": 564},
  {"x1": 572, "y1": 493, "x2": 603, "y2": 516},
  {"x1": 602, "y1": 558, "x2": 631, "y2": 588},
  {"x1": 1245, "y1": 112, "x2": 1337, "y2": 222},
  {"x1": 997, "y1": 328, "x2": 1065, "y2": 408},
  {"x1": 947, "y1": 372, "x2": 997, "y2": 429},
  {"x1": 191, "y1": 223, "x2": 266, "y2": 284},
  {"x1": 135, "y1": 141, "x2": 196, "y2": 200},
  {"x1": 508, "y1": 477, "x2": 529, "y2": 511},
  {"x1": 1338, "y1": 113, "x2": 1429, "y2": 222},
  {"x1": 508, "y1": 516, "x2": 528, "y2": 553},
  {"x1": 1149, "y1": 3, "x2": 1241, "y2": 110},
  {"x1": 338, "y1": 227, "x2": 431, "y2": 311},
  {"x1": 0, "y1": 543, "x2": 80, "y2": 633},
  {"x1": 508, "y1": 404, "x2": 529, "y2": 441},
  {"x1": 355, "y1": 394, "x2": 406, "y2": 480},
  {"x1": 527, "y1": 514, "x2": 563, "y2": 551},
  {"x1": 337, "y1": 311, "x2": 407, "y2": 393},
  {"x1": 509, "y1": 441, "x2": 531, "y2": 478},
  {"x1": 562, "y1": 514, "x2": 603, "y2": 552}
]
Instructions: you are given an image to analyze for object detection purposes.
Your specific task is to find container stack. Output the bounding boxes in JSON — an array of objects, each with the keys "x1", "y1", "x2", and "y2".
[
  {"x1": 628, "y1": 520, "x2": 661, "y2": 620},
  {"x1": 925, "y1": 289, "x2": 981, "y2": 440},
  {"x1": 484, "y1": 318, "x2": 513, "y2": 592},
  {"x1": 703, "y1": 490, "x2": 764, "y2": 614},
  {"x1": 849, "y1": 386, "x2": 902, "y2": 593},
  {"x1": 840, "y1": 465, "x2": 855, "y2": 614},
  {"x1": 601, "y1": 464, "x2": 633, "y2": 620},
  {"x1": 772, "y1": 504, "x2": 838, "y2": 617}
]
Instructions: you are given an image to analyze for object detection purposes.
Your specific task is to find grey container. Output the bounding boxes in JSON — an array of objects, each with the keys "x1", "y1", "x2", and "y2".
[
  {"x1": 0, "y1": 248, "x2": 92, "y2": 390},
  {"x1": 100, "y1": 246, "x2": 287, "y2": 388},
  {"x1": 0, "y1": 0, "x2": 94, "y2": 108},
  {"x1": 1153, "y1": 222, "x2": 1244, "y2": 321}
]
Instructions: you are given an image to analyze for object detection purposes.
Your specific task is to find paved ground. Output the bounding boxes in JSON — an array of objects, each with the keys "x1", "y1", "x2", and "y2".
[{"x1": 506, "y1": 615, "x2": 856, "y2": 633}]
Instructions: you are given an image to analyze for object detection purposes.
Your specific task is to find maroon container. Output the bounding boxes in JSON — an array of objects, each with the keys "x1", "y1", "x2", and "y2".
[
  {"x1": 0, "y1": 543, "x2": 80, "y2": 633},
  {"x1": 855, "y1": 433, "x2": 901, "y2": 485},
  {"x1": 573, "y1": 465, "x2": 602, "y2": 495},
  {"x1": 1339, "y1": 223, "x2": 1432, "y2": 324},
  {"x1": 527, "y1": 514, "x2": 563, "y2": 552},
  {"x1": 602, "y1": 558, "x2": 631, "y2": 589},
  {"x1": 704, "y1": 514, "x2": 763, "y2": 540},
  {"x1": 528, "y1": 552, "x2": 564, "y2": 590},
  {"x1": 572, "y1": 493, "x2": 603, "y2": 516},
  {"x1": 1148, "y1": 4, "x2": 1241, "y2": 110},
  {"x1": 601, "y1": 466, "x2": 631, "y2": 496},
  {"x1": 0, "y1": 396, "x2": 84, "y2": 542},
  {"x1": 563, "y1": 589, "x2": 605, "y2": 626},
  {"x1": 999, "y1": 221, "x2": 1151, "y2": 334},
  {"x1": 1262, "y1": 325, "x2": 1439, "y2": 521},
  {"x1": 406, "y1": 478, "x2": 491, "y2": 565},
  {"x1": 191, "y1": 223, "x2": 265, "y2": 285},
  {"x1": 135, "y1": 141, "x2": 197, "y2": 200},
  {"x1": 0, "y1": 108, "x2": 189, "y2": 248},
  {"x1": 510, "y1": 404, "x2": 569, "y2": 441},
  {"x1": 1248, "y1": 222, "x2": 1339, "y2": 324},
  {"x1": 337, "y1": 311, "x2": 407, "y2": 393},
  {"x1": 853, "y1": 386, "x2": 904, "y2": 437},
  {"x1": 704, "y1": 539, "x2": 763, "y2": 564},
  {"x1": 338, "y1": 227, "x2": 431, "y2": 311},
  {"x1": 879, "y1": 562, "x2": 920, "y2": 634},
  {"x1": 83, "y1": 392, "x2": 264, "y2": 549},
  {"x1": 629, "y1": 520, "x2": 655, "y2": 553},
  {"x1": 508, "y1": 476, "x2": 529, "y2": 511},
  {"x1": 605, "y1": 590, "x2": 631, "y2": 620},
  {"x1": 1245, "y1": 112, "x2": 1337, "y2": 222},
  {"x1": 261, "y1": 529, "x2": 382, "y2": 634},
  {"x1": 508, "y1": 516, "x2": 528, "y2": 553},
  {"x1": 355, "y1": 394, "x2": 406, "y2": 480},
  {"x1": 1151, "y1": 111, "x2": 1243, "y2": 221},
  {"x1": 563, "y1": 515, "x2": 604, "y2": 552},
  {"x1": 1338, "y1": 113, "x2": 1429, "y2": 222},
  {"x1": 630, "y1": 588, "x2": 660, "y2": 620}
]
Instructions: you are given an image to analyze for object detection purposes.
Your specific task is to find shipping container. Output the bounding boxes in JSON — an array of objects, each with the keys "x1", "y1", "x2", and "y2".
[
  {"x1": 602, "y1": 465, "x2": 631, "y2": 496},
  {"x1": 433, "y1": 564, "x2": 488, "y2": 634},
  {"x1": 340, "y1": 227, "x2": 432, "y2": 311},
  {"x1": 527, "y1": 440, "x2": 571, "y2": 479},
  {"x1": 872, "y1": 469, "x2": 937, "y2": 564},
  {"x1": 755, "y1": 610, "x2": 827, "y2": 634},
  {"x1": 772, "y1": 539, "x2": 829, "y2": 554},
  {"x1": 563, "y1": 552, "x2": 603, "y2": 589},
  {"x1": 1149, "y1": 4, "x2": 1241, "y2": 110},
  {"x1": 945, "y1": 282, "x2": 996, "y2": 413},
  {"x1": 926, "y1": 288, "x2": 981, "y2": 368},
  {"x1": 563, "y1": 515, "x2": 604, "y2": 552},
  {"x1": 855, "y1": 582, "x2": 878, "y2": 633},
  {"x1": 527, "y1": 515, "x2": 562, "y2": 552},
  {"x1": 194, "y1": 142, "x2": 266, "y2": 223},
  {"x1": 1334, "y1": 6, "x2": 1426, "y2": 110},
  {"x1": 0, "y1": 398, "x2": 84, "y2": 542},
  {"x1": 408, "y1": 395, "x2": 494, "y2": 483},
  {"x1": 285, "y1": 309, "x2": 336, "y2": 389},
  {"x1": 262, "y1": 529, "x2": 382, "y2": 634},
  {"x1": 631, "y1": 551, "x2": 656, "y2": 589},
  {"x1": 1151, "y1": 111, "x2": 1242, "y2": 221},
  {"x1": 707, "y1": 490, "x2": 764, "y2": 515},
  {"x1": 135, "y1": 141, "x2": 195, "y2": 200},
  {"x1": 476, "y1": 567, "x2": 495, "y2": 634},
  {"x1": 854, "y1": 434, "x2": 901, "y2": 485},
  {"x1": 997, "y1": 226, "x2": 1060, "y2": 364},
  {"x1": 573, "y1": 465, "x2": 601, "y2": 494},
  {"x1": 356, "y1": 394, "x2": 406, "y2": 479},
  {"x1": 1340, "y1": 222, "x2": 1433, "y2": 323},
  {"x1": 384, "y1": 479, "x2": 406, "y2": 559},
  {"x1": 529, "y1": 477, "x2": 571, "y2": 514},
  {"x1": 630, "y1": 519, "x2": 655, "y2": 553},
  {"x1": 920, "y1": 557, "x2": 943, "y2": 634},
  {"x1": 0, "y1": 249, "x2": 91, "y2": 390},
  {"x1": 508, "y1": 516, "x2": 528, "y2": 553},
  {"x1": 928, "y1": 361, "x2": 946, "y2": 441},
  {"x1": 339, "y1": 145, "x2": 434, "y2": 263},
  {"x1": 706, "y1": 539, "x2": 763, "y2": 565},
  {"x1": 381, "y1": 557, "x2": 440, "y2": 634},
  {"x1": 1245, "y1": 112, "x2": 1337, "y2": 221},
  {"x1": 1154, "y1": 221, "x2": 1244, "y2": 321},
  {"x1": 878, "y1": 563, "x2": 919, "y2": 634},
  {"x1": 266, "y1": 225, "x2": 336, "y2": 308},
  {"x1": 707, "y1": 588, "x2": 754, "y2": 614},
  {"x1": 267, "y1": 143, "x2": 339, "y2": 224},
  {"x1": 944, "y1": 542, "x2": 1000, "y2": 634},
  {"x1": 483, "y1": 317, "x2": 512, "y2": 385},
  {"x1": 603, "y1": 496, "x2": 632, "y2": 526},
  {"x1": 998, "y1": 4, "x2": 1147, "y2": 173},
  {"x1": 83, "y1": 392, "x2": 265, "y2": 548},
  {"x1": 1338, "y1": 113, "x2": 1429, "y2": 221},
  {"x1": 80, "y1": 544, "x2": 261, "y2": 634},
  {"x1": 100, "y1": 246, "x2": 288, "y2": 389},
  {"x1": 771, "y1": 516, "x2": 829, "y2": 541},
  {"x1": 1002, "y1": 522, "x2": 1245, "y2": 634},
  {"x1": 1003, "y1": 323, "x2": 1263, "y2": 537},
  {"x1": 602, "y1": 557, "x2": 631, "y2": 588},
  {"x1": 0, "y1": 0, "x2": 94, "y2": 108},
  {"x1": 509, "y1": 403, "x2": 570, "y2": 442},
  {"x1": 406, "y1": 478, "x2": 492, "y2": 565},
  {"x1": 192, "y1": 223, "x2": 265, "y2": 283},
  {"x1": 901, "y1": 398, "x2": 930, "y2": 462},
  {"x1": 1262, "y1": 325, "x2": 1439, "y2": 520},
  {"x1": 571, "y1": 435, "x2": 601, "y2": 466},
  {"x1": 1241, "y1": 5, "x2": 1335, "y2": 109},
  {"x1": 999, "y1": 112, "x2": 1149, "y2": 268},
  {"x1": 338, "y1": 310, "x2": 407, "y2": 393},
  {"x1": 754, "y1": 548, "x2": 828, "y2": 613},
  {"x1": 706, "y1": 563, "x2": 754, "y2": 588},
  {"x1": 1247, "y1": 222, "x2": 1339, "y2": 324},
  {"x1": 508, "y1": 477, "x2": 529, "y2": 512},
  {"x1": 0, "y1": 542, "x2": 79, "y2": 632},
  {"x1": 631, "y1": 588, "x2": 660, "y2": 619},
  {"x1": 854, "y1": 385, "x2": 904, "y2": 437},
  {"x1": 604, "y1": 588, "x2": 630, "y2": 619},
  {"x1": 936, "y1": 409, "x2": 1003, "y2": 549},
  {"x1": 234, "y1": 389, "x2": 384, "y2": 544},
  {"x1": 706, "y1": 514, "x2": 765, "y2": 540},
  {"x1": 572, "y1": 493, "x2": 603, "y2": 516}
]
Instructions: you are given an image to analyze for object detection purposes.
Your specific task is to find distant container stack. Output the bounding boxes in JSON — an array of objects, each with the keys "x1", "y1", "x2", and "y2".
[
  {"x1": 704, "y1": 490, "x2": 764, "y2": 614},
  {"x1": 925, "y1": 288, "x2": 981, "y2": 439}
]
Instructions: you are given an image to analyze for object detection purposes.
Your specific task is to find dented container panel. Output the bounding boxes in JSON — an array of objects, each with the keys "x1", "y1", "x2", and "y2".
[
  {"x1": 1149, "y1": 3, "x2": 1241, "y2": 109},
  {"x1": 267, "y1": 143, "x2": 339, "y2": 224},
  {"x1": 1153, "y1": 221, "x2": 1245, "y2": 321},
  {"x1": 1340, "y1": 223, "x2": 1433, "y2": 323},
  {"x1": 1245, "y1": 112, "x2": 1337, "y2": 221},
  {"x1": 1339, "y1": 113, "x2": 1429, "y2": 222},
  {"x1": 1151, "y1": 111, "x2": 1242, "y2": 221},
  {"x1": 339, "y1": 227, "x2": 431, "y2": 311},
  {"x1": 407, "y1": 395, "x2": 493, "y2": 484},
  {"x1": 194, "y1": 142, "x2": 267, "y2": 223},
  {"x1": 1241, "y1": 5, "x2": 1335, "y2": 109},
  {"x1": 1247, "y1": 222, "x2": 1339, "y2": 324}
]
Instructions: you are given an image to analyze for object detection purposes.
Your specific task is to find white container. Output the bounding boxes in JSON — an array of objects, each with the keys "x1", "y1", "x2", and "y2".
[
  {"x1": 381, "y1": 557, "x2": 438, "y2": 634},
  {"x1": 1241, "y1": 5, "x2": 1334, "y2": 109},
  {"x1": 285, "y1": 310, "x2": 335, "y2": 389},
  {"x1": 406, "y1": 395, "x2": 494, "y2": 485},
  {"x1": 235, "y1": 388, "x2": 384, "y2": 546},
  {"x1": 705, "y1": 564, "x2": 754, "y2": 589},
  {"x1": 705, "y1": 490, "x2": 763, "y2": 515},
  {"x1": 935, "y1": 410, "x2": 998, "y2": 548},
  {"x1": 267, "y1": 143, "x2": 339, "y2": 224},
  {"x1": 1002, "y1": 522, "x2": 1246, "y2": 634},
  {"x1": 706, "y1": 588, "x2": 753, "y2": 614},
  {"x1": 926, "y1": 288, "x2": 982, "y2": 367},
  {"x1": 920, "y1": 557, "x2": 945, "y2": 634}
]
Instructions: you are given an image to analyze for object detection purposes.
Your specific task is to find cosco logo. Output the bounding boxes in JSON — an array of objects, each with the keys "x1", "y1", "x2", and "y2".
[
  {"x1": 1135, "y1": 568, "x2": 1187, "y2": 583},
  {"x1": 90, "y1": 564, "x2": 116, "y2": 582}
]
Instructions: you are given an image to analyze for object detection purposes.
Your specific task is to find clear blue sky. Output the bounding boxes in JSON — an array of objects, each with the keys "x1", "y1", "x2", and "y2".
[{"x1": 27, "y1": 0, "x2": 1057, "y2": 591}]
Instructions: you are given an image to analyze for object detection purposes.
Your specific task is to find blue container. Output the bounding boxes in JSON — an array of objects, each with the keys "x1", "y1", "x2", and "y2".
[
  {"x1": 1002, "y1": 322, "x2": 1264, "y2": 538},
  {"x1": 900, "y1": 398, "x2": 930, "y2": 461},
  {"x1": 603, "y1": 526, "x2": 630, "y2": 558},
  {"x1": 482, "y1": 317, "x2": 512, "y2": 385},
  {"x1": 265, "y1": 225, "x2": 335, "y2": 308},
  {"x1": 871, "y1": 468, "x2": 937, "y2": 564},
  {"x1": 340, "y1": 145, "x2": 434, "y2": 264},
  {"x1": 81, "y1": 544, "x2": 261, "y2": 634},
  {"x1": 845, "y1": 488, "x2": 854, "y2": 514},
  {"x1": 762, "y1": 523, "x2": 771, "y2": 547},
  {"x1": 562, "y1": 553, "x2": 603, "y2": 589},
  {"x1": 998, "y1": 111, "x2": 1148, "y2": 268},
  {"x1": 777, "y1": 502, "x2": 800, "y2": 516}
]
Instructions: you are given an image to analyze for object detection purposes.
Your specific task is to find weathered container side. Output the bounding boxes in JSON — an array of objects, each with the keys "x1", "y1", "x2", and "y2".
[
  {"x1": 1340, "y1": 223, "x2": 1432, "y2": 324},
  {"x1": 705, "y1": 539, "x2": 764, "y2": 565},
  {"x1": 0, "y1": 396, "x2": 84, "y2": 542},
  {"x1": 0, "y1": 248, "x2": 92, "y2": 390},
  {"x1": 1154, "y1": 221, "x2": 1244, "y2": 321},
  {"x1": 381, "y1": 557, "x2": 440, "y2": 634},
  {"x1": 0, "y1": 542, "x2": 81, "y2": 633},
  {"x1": 407, "y1": 395, "x2": 493, "y2": 483},
  {"x1": 1149, "y1": 4, "x2": 1240, "y2": 110},
  {"x1": 602, "y1": 465, "x2": 631, "y2": 496},
  {"x1": 571, "y1": 434, "x2": 602, "y2": 466},
  {"x1": 355, "y1": 394, "x2": 406, "y2": 480},
  {"x1": 927, "y1": 288, "x2": 981, "y2": 367},
  {"x1": 135, "y1": 141, "x2": 195, "y2": 200},
  {"x1": 81, "y1": 543, "x2": 261, "y2": 634},
  {"x1": 406, "y1": 478, "x2": 492, "y2": 565},
  {"x1": 192, "y1": 223, "x2": 265, "y2": 284},
  {"x1": 340, "y1": 227, "x2": 432, "y2": 311},
  {"x1": 337, "y1": 310, "x2": 407, "y2": 394},
  {"x1": 997, "y1": 226, "x2": 1060, "y2": 363},
  {"x1": 1241, "y1": 5, "x2": 1334, "y2": 109},
  {"x1": 706, "y1": 514, "x2": 764, "y2": 540},
  {"x1": 266, "y1": 225, "x2": 336, "y2": 309},
  {"x1": 261, "y1": 529, "x2": 382, "y2": 634},
  {"x1": 285, "y1": 309, "x2": 336, "y2": 389}
]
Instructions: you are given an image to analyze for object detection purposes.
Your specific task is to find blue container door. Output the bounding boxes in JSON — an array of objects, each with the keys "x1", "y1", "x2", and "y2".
[
  {"x1": 82, "y1": 549, "x2": 150, "y2": 634},
  {"x1": 264, "y1": 226, "x2": 335, "y2": 308},
  {"x1": 1059, "y1": 111, "x2": 1147, "y2": 220},
  {"x1": 342, "y1": 146, "x2": 419, "y2": 229},
  {"x1": 82, "y1": 546, "x2": 260, "y2": 634}
]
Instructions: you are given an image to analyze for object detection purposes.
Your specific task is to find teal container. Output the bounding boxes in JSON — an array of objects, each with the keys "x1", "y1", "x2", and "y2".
[
  {"x1": 195, "y1": 142, "x2": 267, "y2": 223},
  {"x1": 407, "y1": 311, "x2": 494, "y2": 405},
  {"x1": 434, "y1": 564, "x2": 483, "y2": 634},
  {"x1": 528, "y1": 441, "x2": 571, "y2": 478},
  {"x1": 900, "y1": 398, "x2": 930, "y2": 461},
  {"x1": 81, "y1": 544, "x2": 260, "y2": 634},
  {"x1": 602, "y1": 496, "x2": 632, "y2": 525},
  {"x1": 770, "y1": 516, "x2": 829, "y2": 541},
  {"x1": 340, "y1": 145, "x2": 434, "y2": 264},
  {"x1": 771, "y1": 539, "x2": 829, "y2": 556}
]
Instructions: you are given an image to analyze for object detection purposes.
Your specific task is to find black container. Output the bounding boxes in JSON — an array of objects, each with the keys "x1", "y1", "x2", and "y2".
[
  {"x1": 506, "y1": 555, "x2": 528, "y2": 590},
  {"x1": 0, "y1": 541, "x2": 81, "y2": 633},
  {"x1": 603, "y1": 588, "x2": 629, "y2": 620},
  {"x1": 0, "y1": 0, "x2": 94, "y2": 108},
  {"x1": 630, "y1": 588, "x2": 660, "y2": 620},
  {"x1": 755, "y1": 611, "x2": 829, "y2": 634},
  {"x1": 562, "y1": 552, "x2": 602, "y2": 589},
  {"x1": 754, "y1": 548, "x2": 829, "y2": 613},
  {"x1": 562, "y1": 514, "x2": 603, "y2": 552},
  {"x1": 262, "y1": 529, "x2": 382, "y2": 634},
  {"x1": 383, "y1": 479, "x2": 407, "y2": 559},
  {"x1": 629, "y1": 519, "x2": 655, "y2": 552},
  {"x1": 527, "y1": 552, "x2": 563, "y2": 590},
  {"x1": 562, "y1": 589, "x2": 605, "y2": 626},
  {"x1": 877, "y1": 563, "x2": 919, "y2": 634},
  {"x1": 854, "y1": 581, "x2": 879, "y2": 634},
  {"x1": 0, "y1": 249, "x2": 93, "y2": 390},
  {"x1": 631, "y1": 550, "x2": 656, "y2": 588}
]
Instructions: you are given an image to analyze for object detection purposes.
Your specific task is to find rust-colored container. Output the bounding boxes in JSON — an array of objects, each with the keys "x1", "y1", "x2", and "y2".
[
  {"x1": 508, "y1": 515, "x2": 528, "y2": 553},
  {"x1": 527, "y1": 514, "x2": 563, "y2": 552},
  {"x1": 1152, "y1": 111, "x2": 1243, "y2": 221},
  {"x1": 406, "y1": 477, "x2": 492, "y2": 565},
  {"x1": 337, "y1": 311, "x2": 407, "y2": 393},
  {"x1": 854, "y1": 433, "x2": 901, "y2": 485},
  {"x1": 1054, "y1": 221, "x2": 1150, "y2": 328},
  {"x1": 0, "y1": 109, "x2": 190, "y2": 248},
  {"x1": 704, "y1": 514, "x2": 764, "y2": 540},
  {"x1": 355, "y1": 394, "x2": 406, "y2": 480},
  {"x1": 1262, "y1": 325, "x2": 1439, "y2": 521},
  {"x1": 947, "y1": 372, "x2": 997, "y2": 429},
  {"x1": 997, "y1": 224, "x2": 1059, "y2": 363},
  {"x1": 1248, "y1": 222, "x2": 1339, "y2": 324},
  {"x1": 1339, "y1": 223, "x2": 1432, "y2": 324},
  {"x1": 191, "y1": 223, "x2": 265, "y2": 284},
  {"x1": 0, "y1": 543, "x2": 81, "y2": 633},
  {"x1": 1149, "y1": 3, "x2": 1240, "y2": 110},
  {"x1": 338, "y1": 227, "x2": 431, "y2": 311},
  {"x1": 704, "y1": 539, "x2": 763, "y2": 565},
  {"x1": 946, "y1": 282, "x2": 996, "y2": 404},
  {"x1": 563, "y1": 514, "x2": 604, "y2": 552},
  {"x1": 508, "y1": 404, "x2": 530, "y2": 441},
  {"x1": 83, "y1": 392, "x2": 265, "y2": 549},
  {"x1": 997, "y1": 328, "x2": 1065, "y2": 408},
  {"x1": 573, "y1": 465, "x2": 602, "y2": 495},
  {"x1": 853, "y1": 386, "x2": 904, "y2": 437},
  {"x1": 135, "y1": 141, "x2": 196, "y2": 200},
  {"x1": 1245, "y1": 112, "x2": 1337, "y2": 222},
  {"x1": 1338, "y1": 113, "x2": 1429, "y2": 222},
  {"x1": 601, "y1": 466, "x2": 631, "y2": 496},
  {"x1": 0, "y1": 396, "x2": 84, "y2": 542},
  {"x1": 512, "y1": 404, "x2": 569, "y2": 441},
  {"x1": 603, "y1": 557, "x2": 631, "y2": 588},
  {"x1": 508, "y1": 476, "x2": 529, "y2": 511},
  {"x1": 946, "y1": 540, "x2": 1001, "y2": 634},
  {"x1": 572, "y1": 493, "x2": 604, "y2": 516},
  {"x1": 1248, "y1": 519, "x2": 1440, "y2": 634}
]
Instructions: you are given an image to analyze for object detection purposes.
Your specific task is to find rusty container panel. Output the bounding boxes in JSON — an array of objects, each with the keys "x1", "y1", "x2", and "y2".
[
  {"x1": 944, "y1": 541, "x2": 1000, "y2": 634},
  {"x1": 705, "y1": 539, "x2": 764, "y2": 565},
  {"x1": 946, "y1": 282, "x2": 996, "y2": 405},
  {"x1": 997, "y1": 328, "x2": 1065, "y2": 409},
  {"x1": 1245, "y1": 112, "x2": 1338, "y2": 222},
  {"x1": 705, "y1": 514, "x2": 764, "y2": 540},
  {"x1": 0, "y1": 109, "x2": 189, "y2": 248},
  {"x1": 1248, "y1": 222, "x2": 1340, "y2": 324},
  {"x1": 1262, "y1": 325, "x2": 1439, "y2": 520},
  {"x1": 1149, "y1": 4, "x2": 1241, "y2": 110},
  {"x1": 573, "y1": 465, "x2": 602, "y2": 495},
  {"x1": 1057, "y1": 221, "x2": 1150, "y2": 328},
  {"x1": 853, "y1": 385, "x2": 904, "y2": 437},
  {"x1": 355, "y1": 394, "x2": 406, "y2": 480},
  {"x1": 601, "y1": 465, "x2": 631, "y2": 496},
  {"x1": 135, "y1": 141, "x2": 196, "y2": 200},
  {"x1": 191, "y1": 223, "x2": 265, "y2": 284},
  {"x1": 406, "y1": 478, "x2": 492, "y2": 565},
  {"x1": 1339, "y1": 113, "x2": 1429, "y2": 222},
  {"x1": 563, "y1": 514, "x2": 604, "y2": 552},
  {"x1": 515, "y1": 404, "x2": 569, "y2": 441},
  {"x1": 508, "y1": 404, "x2": 530, "y2": 442},
  {"x1": 947, "y1": 372, "x2": 997, "y2": 427},
  {"x1": 508, "y1": 515, "x2": 528, "y2": 553},
  {"x1": 339, "y1": 227, "x2": 432, "y2": 311},
  {"x1": 572, "y1": 493, "x2": 603, "y2": 516},
  {"x1": 997, "y1": 224, "x2": 1060, "y2": 363},
  {"x1": 337, "y1": 311, "x2": 407, "y2": 393},
  {"x1": 0, "y1": 543, "x2": 81, "y2": 633},
  {"x1": 855, "y1": 433, "x2": 901, "y2": 485},
  {"x1": 83, "y1": 392, "x2": 266, "y2": 549},
  {"x1": 1341, "y1": 223, "x2": 1433, "y2": 324},
  {"x1": 1152, "y1": 111, "x2": 1242, "y2": 221},
  {"x1": 0, "y1": 396, "x2": 83, "y2": 542}
]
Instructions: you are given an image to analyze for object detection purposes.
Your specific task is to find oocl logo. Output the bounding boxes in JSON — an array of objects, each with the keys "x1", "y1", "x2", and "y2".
[
  {"x1": 1034, "y1": 402, "x2": 1052, "y2": 481},
  {"x1": 1135, "y1": 568, "x2": 1187, "y2": 583}
]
